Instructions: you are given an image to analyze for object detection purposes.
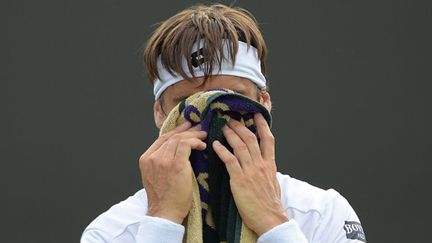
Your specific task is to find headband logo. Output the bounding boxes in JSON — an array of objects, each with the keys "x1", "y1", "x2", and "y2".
[{"x1": 191, "y1": 48, "x2": 206, "y2": 68}]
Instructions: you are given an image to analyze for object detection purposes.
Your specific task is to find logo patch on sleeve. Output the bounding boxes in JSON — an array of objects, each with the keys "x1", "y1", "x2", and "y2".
[{"x1": 343, "y1": 221, "x2": 366, "y2": 242}]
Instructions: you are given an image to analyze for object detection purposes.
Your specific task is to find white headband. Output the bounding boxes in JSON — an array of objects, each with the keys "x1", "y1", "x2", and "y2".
[{"x1": 153, "y1": 40, "x2": 266, "y2": 100}]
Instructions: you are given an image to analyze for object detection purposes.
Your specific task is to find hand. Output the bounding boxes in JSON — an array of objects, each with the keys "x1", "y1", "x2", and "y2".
[
  {"x1": 139, "y1": 122, "x2": 207, "y2": 224},
  {"x1": 212, "y1": 113, "x2": 288, "y2": 236}
]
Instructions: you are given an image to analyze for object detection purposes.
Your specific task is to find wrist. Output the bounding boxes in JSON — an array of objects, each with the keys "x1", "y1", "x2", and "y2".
[
  {"x1": 147, "y1": 212, "x2": 185, "y2": 224},
  {"x1": 255, "y1": 211, "x2": 289, "y2": 236},
  {"x1": 147, "y1": 208, "x2": 186, "y2": 224}
]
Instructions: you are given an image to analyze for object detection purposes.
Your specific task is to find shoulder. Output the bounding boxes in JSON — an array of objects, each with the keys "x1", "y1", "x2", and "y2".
[
  {"x1": 276, "y1": 172, "x2": 365, "y2": 242},
  {"x1": 81, "y1": 189, "x2": 148, "y2": 242}
]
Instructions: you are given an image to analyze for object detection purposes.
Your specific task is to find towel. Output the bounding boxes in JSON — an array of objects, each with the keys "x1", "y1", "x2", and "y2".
[{"x1": 160, "y1": 88, "x2": 272, "y2": 243}]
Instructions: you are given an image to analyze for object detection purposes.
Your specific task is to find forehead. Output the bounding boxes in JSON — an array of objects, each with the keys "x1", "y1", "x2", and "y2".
[{"x1": 162, "y1": 75, "x2": 257, "y2": 99}]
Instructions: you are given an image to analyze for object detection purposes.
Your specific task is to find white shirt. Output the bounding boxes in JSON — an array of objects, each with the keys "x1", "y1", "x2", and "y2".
[{"x1": 81, "y1": 172, "x2": 366, "y2": 243}]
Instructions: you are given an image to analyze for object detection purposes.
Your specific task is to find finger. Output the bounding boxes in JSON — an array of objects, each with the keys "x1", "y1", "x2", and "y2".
[
  {"x1": 149, "y1": 129, "x2": 207, "y2": 161},
  {"x1": 175, "y1": 138, "x2": 207, "y2": 162},
  {"x1": 188, "y1": 123, "x2": 202, "y2": 131},
  {"x1": 148, "y1": 123, "x2": 204, "y2": 155},
  {"x1": 212, "y1": 140, "x2": 243, "y2": 176},
  {"x1": 173, "y1": 130, "x2": 208, "y2": 141},
  {"x1": 146, "y1": 121, "x2": 192, "y2": 154},
  {"x1": 254, "y1": 113, "x2": 275, "y2": 161},
  {"x1": 161, "y1": 137, "x2": 180, "y2": 159},
  {"x1": 184, "y1": 138, "x2": 207, "y2": 151},
  {"x1": 223, "y1": 125, "x2": 253, "y2": 167},
  {"x1": 165, "y1": 122, "x2": 201, "y2": 139},
  {"x1": 227, "y1": 119, "x2": 262, "y2": 159}
]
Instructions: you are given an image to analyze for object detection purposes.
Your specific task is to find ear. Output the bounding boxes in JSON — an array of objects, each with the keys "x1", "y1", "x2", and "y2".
[
  {"x1": 260, "y1": 91, "x2": 272, "y2": 111},
  {"x1": 153, "y1": 100, "x2": 166, "y2": 129}
]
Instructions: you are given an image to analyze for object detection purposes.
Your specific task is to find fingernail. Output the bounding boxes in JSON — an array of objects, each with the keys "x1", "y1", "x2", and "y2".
[
  {"x1": 190, "y1": 124, "x2": 202, "y2": 131},
  {"x1": 213, "y1": 140, "x2": 221, "y2": 146}
]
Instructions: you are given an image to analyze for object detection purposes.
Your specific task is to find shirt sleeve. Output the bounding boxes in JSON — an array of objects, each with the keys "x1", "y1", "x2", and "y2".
[
  {"x1": 312, "y1": 191, "x2": 367, "y2": 243},
  {"x1": 135, "y1": 215, "x2": 185, "y2": 243},
  {"x1": 257, "y1": 219, "x2": 309, "y2": 243},
  {"x1": 81, "y1": 215, "x2": 185, "y2": 243},
  {"x1": 81, "y1": 229, "x2": 111, "y2": 243}
]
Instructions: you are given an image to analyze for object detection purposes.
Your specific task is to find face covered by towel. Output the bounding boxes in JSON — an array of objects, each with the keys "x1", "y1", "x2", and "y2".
[{"x1": 160, "y1": 88, "x2": 272, "y2": 243}]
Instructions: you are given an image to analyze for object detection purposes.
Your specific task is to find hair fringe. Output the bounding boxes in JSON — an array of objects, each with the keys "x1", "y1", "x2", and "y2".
[{"x1": 143, "y1": 3, "x2": 267, "y2": 84}]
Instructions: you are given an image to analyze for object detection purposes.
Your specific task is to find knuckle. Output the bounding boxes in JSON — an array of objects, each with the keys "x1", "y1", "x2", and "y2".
[
  {"x1": 138, "y1": 160, "x2": 145, "y2": 170},
  {"x1": 237, "y1": 144, "x2": 248, "y2": 152},
  {"x1": 147, "y1": 154, "x2": 158, "y2": 163},
  {"x1": 139, "y1": 156, "x2": 152, "y2": 170},
  {"x1": 257, "y1": 162, "x2": 267, "y2": 171},
  {"x1": 138, "y1": 153, "x2": 146, "y2": 162},
  {"x1": 245, "y1": 133, "x2": 256, "y2": 143},
  {"x1": 264, "y1": 134, "x2": 275, "y2": 143},
  {"x1": 227, "y1": 156, "x2": 237, "y2": 164}
]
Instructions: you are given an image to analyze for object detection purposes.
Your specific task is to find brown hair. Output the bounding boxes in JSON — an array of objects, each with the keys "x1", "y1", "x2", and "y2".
[{"x1": 143, "y1": 3, "x2": 267, "y2": 85}]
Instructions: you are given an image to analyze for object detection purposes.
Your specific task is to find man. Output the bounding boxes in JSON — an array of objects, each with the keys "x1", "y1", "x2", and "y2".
[{"x1": 81, "y1": 4, "x2": 366, "y2": 243}]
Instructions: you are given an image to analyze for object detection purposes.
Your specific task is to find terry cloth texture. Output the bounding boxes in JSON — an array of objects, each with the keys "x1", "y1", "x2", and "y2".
[{"x1": 160, "y1": 88, "x2": 272, "y2": 243}]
